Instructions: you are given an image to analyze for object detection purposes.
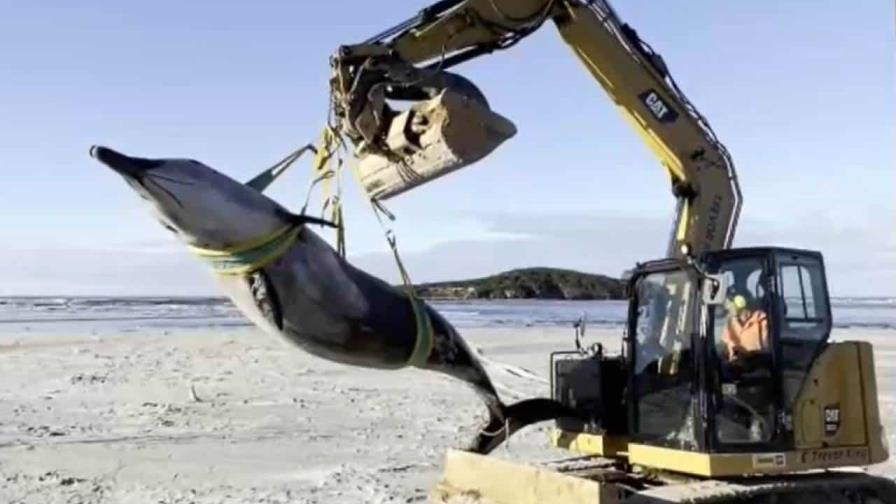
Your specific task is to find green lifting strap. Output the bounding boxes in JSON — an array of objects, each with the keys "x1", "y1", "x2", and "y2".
[
  {"x1": 407, "y1": 297, "x2": 434, "y2": 367},
  {"x1": 245, "y1": 144, "x2": 316, "y2": 193},
  {"x1": 368, "y1": 199, "x2": 435, "y2": 368}
]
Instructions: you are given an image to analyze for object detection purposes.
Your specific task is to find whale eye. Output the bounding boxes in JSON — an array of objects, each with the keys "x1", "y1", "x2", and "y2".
[{"x1": 162, "y1": 223, "x2": 179, "y2": 234}]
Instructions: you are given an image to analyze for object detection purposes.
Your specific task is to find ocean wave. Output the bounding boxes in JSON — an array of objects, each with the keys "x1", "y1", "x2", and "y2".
[
  {"x1": 1, "y1": 296, "x2": 894, "y2": 331},
  {"x1": 0, "y1": 296, "x2": 230, "y2": 308},
  {"x1": 830, "y1": 297, "x2": 896, "y2": 308},
  {"x1": 0, "y1": 315, "x2": 248, "y2": 325}
]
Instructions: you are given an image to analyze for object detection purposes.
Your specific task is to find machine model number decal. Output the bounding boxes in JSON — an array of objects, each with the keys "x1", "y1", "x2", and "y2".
[
  {"x1": 752, "y1": 453, "x2": 786, "y2": 469},
  {"x1": 703, "y1": 194, "x2": 724, "y2": 251},
  {"x1": 824, "y1": 405, "x2": 841, "y2": 435},
  {"x1": 639, "y1": 90, "x2": 679, "y2": 123}
]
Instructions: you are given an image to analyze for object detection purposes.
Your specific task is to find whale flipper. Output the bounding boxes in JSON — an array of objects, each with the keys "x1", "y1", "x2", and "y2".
[{"x1": 248, "y1": 270, "x2": 284, "y2": 331}]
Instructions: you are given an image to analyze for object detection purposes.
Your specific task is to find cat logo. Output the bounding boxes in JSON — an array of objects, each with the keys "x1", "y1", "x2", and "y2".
[
  {"x1": 752, "y1": 453, "x2": 786, "y2": 469},
  {"x1": 824, "y1": 405, "x2": 841, "y2": 435},
  {"x1": 639, "y1": 90, "x2": 679, "y2": 123}
]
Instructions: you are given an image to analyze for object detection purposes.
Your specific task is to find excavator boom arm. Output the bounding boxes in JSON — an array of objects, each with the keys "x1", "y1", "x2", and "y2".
[{"x1": 333, "y1": 0, "x2": 742, "y2": 257}]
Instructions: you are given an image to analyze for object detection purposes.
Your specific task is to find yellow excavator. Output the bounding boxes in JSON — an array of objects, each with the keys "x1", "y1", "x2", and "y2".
[{"x1": 326, "y1": 0, "x2": 895, "y2": 501}]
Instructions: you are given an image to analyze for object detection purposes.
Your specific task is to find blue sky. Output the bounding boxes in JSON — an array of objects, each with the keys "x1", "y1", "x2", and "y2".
[{"x1": 1, "y1": 0, "x2": 893, "y2": 296}]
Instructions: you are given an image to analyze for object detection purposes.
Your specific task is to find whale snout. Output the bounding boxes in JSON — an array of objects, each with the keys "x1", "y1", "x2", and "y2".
[{"x1": 91, "y1": 145, "x2": 162, "y2": 179}]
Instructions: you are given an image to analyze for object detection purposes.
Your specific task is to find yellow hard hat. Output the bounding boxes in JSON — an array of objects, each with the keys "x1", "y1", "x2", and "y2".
[{"x1": 728, "y1": 295, "x2": 747, "y2": 312}]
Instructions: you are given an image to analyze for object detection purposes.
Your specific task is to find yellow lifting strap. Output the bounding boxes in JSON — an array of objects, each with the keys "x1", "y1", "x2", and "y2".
[
  {"x1": 188, "y1": 225, "x2": 301, "y2": 276},
  {"x1": 373, "y1": 206, "x2": 435, "y2": 368},
  {"x1": 189, "y1": 137, "x2": 327, "y2": 275},
  {"x1": 186, "y1": 143, "x2": 318, "y2": 275},
  {"x1": 313, "y1": 127, "x2": 433, "y2": 366},
  {"x1": 356, "y1": 176, "x2": 435, "y2": 367},
  {"x1": 310, "y1": 127, "x2": 346, "y2": 257}
]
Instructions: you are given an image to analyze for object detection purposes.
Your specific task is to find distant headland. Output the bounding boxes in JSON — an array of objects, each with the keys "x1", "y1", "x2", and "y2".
[{"x1": 409, "y1": 267, "x2": 625, "y2": 300}]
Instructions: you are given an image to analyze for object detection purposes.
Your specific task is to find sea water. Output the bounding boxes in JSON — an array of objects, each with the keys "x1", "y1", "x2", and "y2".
[{"x1": 0, "y1": 296, "x2": 894, "y2": 336}]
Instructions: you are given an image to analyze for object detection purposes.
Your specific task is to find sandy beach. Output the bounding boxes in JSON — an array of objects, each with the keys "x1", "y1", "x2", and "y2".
[{"x1": 1, "y1": 325, "x2": 893, "y2": 503}]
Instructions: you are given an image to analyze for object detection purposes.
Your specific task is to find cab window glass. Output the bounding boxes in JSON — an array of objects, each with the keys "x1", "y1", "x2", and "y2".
[
  {"x1": 777, "y1": 259, "x2": 829, "y2": 406},
  {"x1": 635, "y1": 271, "x2": 692, "y2": 373},
  {"x1": 633, "y1": 270, "x2": 697, "y2": 449},
  {"x1": 779, "y1": 264, "x2": 824, "y2": 332}
]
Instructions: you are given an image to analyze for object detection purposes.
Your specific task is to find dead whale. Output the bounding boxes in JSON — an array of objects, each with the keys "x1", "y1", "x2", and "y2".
[{"x1": 91, "y1": 145, "x2": 573, "y2": 453}]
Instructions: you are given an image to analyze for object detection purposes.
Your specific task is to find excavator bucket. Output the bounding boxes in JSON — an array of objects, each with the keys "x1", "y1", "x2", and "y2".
[{"x1": 356, "y1": 88, "x2": 517, "y2": 200}]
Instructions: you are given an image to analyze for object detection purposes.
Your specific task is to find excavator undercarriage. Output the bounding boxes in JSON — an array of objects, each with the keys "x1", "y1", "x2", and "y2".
[{"x1": 432, "y1": 450, "x2": 896, "y2": 504}]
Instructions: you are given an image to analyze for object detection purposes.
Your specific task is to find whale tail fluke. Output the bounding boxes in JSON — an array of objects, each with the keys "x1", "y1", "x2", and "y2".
[{"x1": 466, "y1": 398, "x2": 579, "y2": 455}]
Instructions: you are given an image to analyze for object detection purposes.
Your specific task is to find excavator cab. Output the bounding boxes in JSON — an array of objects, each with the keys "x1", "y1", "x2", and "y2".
[{"x1": 551, "y1": 247, "x2": 889, "y2": 476}]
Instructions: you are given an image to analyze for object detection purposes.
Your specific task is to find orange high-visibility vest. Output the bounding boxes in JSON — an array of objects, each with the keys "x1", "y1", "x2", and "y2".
[{"x1": 722, "y1": 310, "x2": 769, "y2": 360}]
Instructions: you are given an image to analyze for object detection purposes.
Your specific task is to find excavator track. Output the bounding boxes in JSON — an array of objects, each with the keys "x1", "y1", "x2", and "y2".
[
  {"x1": 431, "y1": 450, "x2": 896, "y2": 504},
  {"x1": 630, "y1": 472, "x2": 896, "y2": 504}
]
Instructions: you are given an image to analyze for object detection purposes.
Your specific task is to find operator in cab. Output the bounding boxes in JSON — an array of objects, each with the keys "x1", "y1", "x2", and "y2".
[
  {"x1": 721, "y1": 294, "x2": 769, "y2": 362},
  {"x1": 716, "y1": 291, "x2": 773, "y2": 442}
]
